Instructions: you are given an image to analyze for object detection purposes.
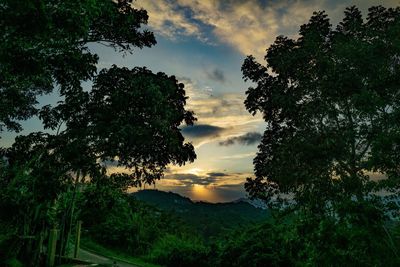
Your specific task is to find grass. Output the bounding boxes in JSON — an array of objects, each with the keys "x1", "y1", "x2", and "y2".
[{"x1": 80, "y1": 237, "x2": 160, "y2": 267}]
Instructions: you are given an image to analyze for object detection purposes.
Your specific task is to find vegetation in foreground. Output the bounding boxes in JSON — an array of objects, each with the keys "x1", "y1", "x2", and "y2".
[
  {"x1": 77, "y1": 184, "x2": 400, "y2": 267},
  {"x1": 80, "y1": 237, "x2": 161, "y2": 267},
  {"x1": 1, "y1": 0, "x2": 195, "y2": 265}
]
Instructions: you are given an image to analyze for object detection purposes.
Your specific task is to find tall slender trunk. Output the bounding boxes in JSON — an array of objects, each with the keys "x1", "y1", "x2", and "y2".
[
  {"x1": 64, "y1": 172, "x2": 80, "y2": 256},
  {"x1": 57, "y1": 208, "x2": 67, "y2": 264}
]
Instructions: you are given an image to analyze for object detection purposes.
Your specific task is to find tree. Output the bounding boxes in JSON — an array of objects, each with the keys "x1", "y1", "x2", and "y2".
[
  {"x1": 243, "y1": 5, "x2": 400, "y2": 209},
  {"x1": 37, "y1": 65, "x2": 196, "y2": 185},
  {"x1": 85, "y1": 66, "x2": 196, "y2": 184},
  {"x1": 242, "y1": 6, "x2": 400, "y2": 265},
  {"x1": 0, "y1": 0, "x2": 155, "y2": 133},
  {"x1": 0, "y1": 0, "x2": 196, "y2": 265}
]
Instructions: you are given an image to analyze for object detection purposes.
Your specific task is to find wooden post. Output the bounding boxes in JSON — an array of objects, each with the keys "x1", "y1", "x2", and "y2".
[
  {"x1": 47, "y1": 229, "x2": 58, "y2": 267},
  {"x1": 74, "y1": 220, "x2": 82, "y2": 258}
]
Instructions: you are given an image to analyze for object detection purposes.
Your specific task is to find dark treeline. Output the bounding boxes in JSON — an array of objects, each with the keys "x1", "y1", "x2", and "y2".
[{"x1": 1, "y1": 1, "x2": 400, "y2": 267}]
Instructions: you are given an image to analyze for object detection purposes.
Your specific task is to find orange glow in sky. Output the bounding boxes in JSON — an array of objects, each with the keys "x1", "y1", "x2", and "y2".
[{"x1": 190, "y1": 184, "x2": 221, "y2": 203}]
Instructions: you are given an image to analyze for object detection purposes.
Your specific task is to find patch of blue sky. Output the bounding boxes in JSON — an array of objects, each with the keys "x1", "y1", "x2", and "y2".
[{"x1": 91, "y1": 34, "x2": 248, "y2": 95}]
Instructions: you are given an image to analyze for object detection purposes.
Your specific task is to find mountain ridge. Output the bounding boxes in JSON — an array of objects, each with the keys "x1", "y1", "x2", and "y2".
[{"x1": 132, "y1": 189, "x2": 269, "y2": 237}]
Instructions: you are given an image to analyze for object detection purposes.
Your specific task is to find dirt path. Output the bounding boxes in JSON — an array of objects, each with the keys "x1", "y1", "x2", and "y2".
[{"x1": 77, "y1": 248, "x2": 139, "y2": 267}]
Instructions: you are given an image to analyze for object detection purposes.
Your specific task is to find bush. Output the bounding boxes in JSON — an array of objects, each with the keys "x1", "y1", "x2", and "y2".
[
  {"x1": 148, "y1": 234, "x2": 209, "y2": 267},
  {"x1": 216, "y1": 222, "x2": 289, "y2": 267}
]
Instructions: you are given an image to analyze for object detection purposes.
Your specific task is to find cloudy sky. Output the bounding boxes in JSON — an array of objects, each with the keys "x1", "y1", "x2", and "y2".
[{"x1": 3, "y1": 0, "x2": 399, "y2": 202}]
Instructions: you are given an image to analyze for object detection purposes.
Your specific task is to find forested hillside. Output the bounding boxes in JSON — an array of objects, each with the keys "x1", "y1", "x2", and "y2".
[{"x1": 134, "y1": 190, "x2": 269, "y2": 237}]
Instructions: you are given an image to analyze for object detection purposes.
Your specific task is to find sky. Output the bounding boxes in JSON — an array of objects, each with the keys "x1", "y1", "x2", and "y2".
[{"x1": 2, "y1": 0, "x2": 400, "y2": 203}]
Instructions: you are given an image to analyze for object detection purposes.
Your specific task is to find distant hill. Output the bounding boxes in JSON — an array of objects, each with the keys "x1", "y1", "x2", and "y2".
[{"x1": 132, "y1": 189, "x2": 269, "y2": 238}]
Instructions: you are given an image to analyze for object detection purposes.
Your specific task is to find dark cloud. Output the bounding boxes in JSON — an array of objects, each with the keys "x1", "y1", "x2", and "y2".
[
  {"x1": 206, "y1": 68, "x2": 225, "y2": 83},
  {"x1": 207, "y1": 172, "x2": 228, "y2": 177},
  {"x1": 219, "y1": 138, "x2": 235, "y2": 146},
  {"x1": 165, "y1": 173, "x2": 220, "y2": 186},
  {"x1": 219, "y1": 132, "x2": 262, "y2": 146},
  {"x1": 162, "y1": 172, "x2": 247, "y2": 202},
  {"x1": 102, "y1": 159, "x2": 118, "y2": 167},
  {"x1": 165, "y1": 171, "x2": 239, "y2": 187},
  {"x1": 181, "y1": 124, "x2": 224, "y2": 138}
]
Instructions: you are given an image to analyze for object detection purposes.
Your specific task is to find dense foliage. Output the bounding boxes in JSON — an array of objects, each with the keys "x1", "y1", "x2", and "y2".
[
  {"x1": 243, "y1": 5, "x2": 400, "y2": 206},
  {"x1": 79, "y1": 181, "x2": 196, "y2": 255},
  {"x1": 0, "y1": 0, "x2": 196, "y2": 266},
  {"x1": 77, "y1": 190, "x2": 400, "y2": 267},
  {"x1": 240, "y1": 5, "x2": 400, "y2": 266},
  {"x1": 0, "y1": 0, "x2": 155, "y2": 132}
]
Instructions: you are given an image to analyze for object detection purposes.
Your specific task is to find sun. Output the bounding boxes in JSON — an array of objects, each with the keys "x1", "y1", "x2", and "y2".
[{"x1": 191, "y1": 184, "x2": 219, "y2": 202}]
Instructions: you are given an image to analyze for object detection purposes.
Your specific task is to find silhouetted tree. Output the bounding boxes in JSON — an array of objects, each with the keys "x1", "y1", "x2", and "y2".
[
  {"x1": 0, "y1": 0, "x2": 155, "y2": 133},
  {"x1": 0, "y1": 0, "x2": 196, "y2": 265},
  {"x1": 243, "y1": 5, "x2": 400, "y2": 210},
  {"x1": 242, "y1": 6, "x2": 400, "y2": 265},
  {"x1": 36, "y1": 65, "x2": 196, "y2": 186}
]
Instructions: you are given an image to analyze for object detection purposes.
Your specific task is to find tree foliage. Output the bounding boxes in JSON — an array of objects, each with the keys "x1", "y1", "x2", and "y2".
[
  {"x1": 0, "y1": 0, "x2": 155, "y2": 132},
  {"x1": 0, "y1": 0, "x2": 196, "y2": 265},
  {"x1": 79, "y1": 179, "x2": 197, "y2": 256},
  {"x1": 241, "y1": 5, "x2": 400, "y2": 266},
  {"x1": 243, "y1": 5, "x2": 400, "y2": 208},
  {"x1": 34, "y1": 65, "x2": 196, "y2": 185},
  {"x1": 86, "y1": 66, "x2": 196, "y2": 183}
]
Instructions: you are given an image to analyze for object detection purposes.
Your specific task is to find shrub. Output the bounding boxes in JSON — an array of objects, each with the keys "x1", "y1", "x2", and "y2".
[{"x1": 148, "y1": 234, "x2": 209, "y2": 267}]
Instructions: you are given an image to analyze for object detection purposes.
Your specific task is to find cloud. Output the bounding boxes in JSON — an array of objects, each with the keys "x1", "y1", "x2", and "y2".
[
  {"x1": 165, "y1": 173, "x2": 219, "y2": 186},
  {"x1": 178, "y1": 77, "x2": 213, "y2": 100},
  {"x1": 135, "y1": 0, "x2": 313, "y2": 60},
  {"x1": 164, "y1": 171, "x2": 249, "y2": 186},
  {"x1": 134, "y1": 1, "x2": 206, "y2": 42},
  {"x1": 207, "y1": 172, "x2": 229, "y2": 177},
  {"x1": 137, "y1": 0, "x2": 400, "y2": 61},
  {"x1": 219, "y1": 132, "x2": 262, "y2": 146},
  {"x1": 175, "y1": 77, "x2": 263, "y2": 148},
  {"x1": 181, "y1": 124, "x2": 224, "y2": 138},
  {"x1": 181, "y1": 77, "x2": 259, "y2": 126},
  {"x1": 164, "y1": 172, "x2": 219, "y2": 186},
  {"x1": 220, "y1": 152, "x2": 255, "y2": 160},
  {"x1": 157, "y1": 170, "x2": 252, "y2": 202},
  {"x1": 206, "y1": 68, "x2": 225, "y2": 83}
]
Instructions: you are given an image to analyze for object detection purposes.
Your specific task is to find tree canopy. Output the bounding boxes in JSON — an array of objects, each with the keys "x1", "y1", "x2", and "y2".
[
  {"x1": 0, "y1": 1, "x2": 196, "y2": 265},
  {"x1": 0, "y1": 0, "x2": 155, "y2": 132},
  {"x1": 1, "y1": 0, "x2": 195, "y2": 185},
  {"x1": 242, "y1": 6, "x2": 400, "y2": 208},
  {"x1": 241, "y1": 6, "x2": 400, "y2": 265}
]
